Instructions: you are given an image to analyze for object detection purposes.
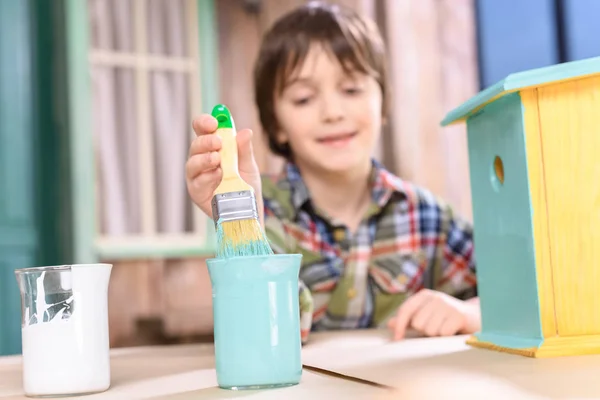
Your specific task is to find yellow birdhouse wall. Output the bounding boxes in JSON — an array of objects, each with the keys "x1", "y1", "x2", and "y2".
[
  {"x1": 530, "y1": 75, "x2": 600, "y2": 338},
  {"x1": 520, "y1": 88, "x2": 556, "y2": 340}
]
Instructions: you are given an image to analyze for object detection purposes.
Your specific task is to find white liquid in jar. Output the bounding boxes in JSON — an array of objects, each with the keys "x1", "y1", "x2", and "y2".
[
  {"x1": 21, "y1": 265, "x2": 111, "y2": 396},
  {"x1": 22, "y1": 319, "x2": 110, "y2": 395}
]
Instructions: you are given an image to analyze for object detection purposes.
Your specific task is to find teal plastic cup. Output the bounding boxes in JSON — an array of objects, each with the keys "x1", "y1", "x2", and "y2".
[{"x1": 206, "y1": 253, "x2": 303, "y2": 390}]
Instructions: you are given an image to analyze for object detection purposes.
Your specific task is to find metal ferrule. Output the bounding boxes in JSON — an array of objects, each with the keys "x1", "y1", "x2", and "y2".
[{"x1": 211, "y1": 190, "x2": 259, "y2": 227}]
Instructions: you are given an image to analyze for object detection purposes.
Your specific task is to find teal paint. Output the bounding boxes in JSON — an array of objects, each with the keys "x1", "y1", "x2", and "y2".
[
  {"x1": 0, "y1": 0, "x2": 38, "y2": 355},
  {"x1": 215, "y1": 218, "x2": 273, "y2": 259},
  {"x1": 465, "y1": 92, "x2": 543, "y2": 347},
  {"x1": 442, "y1": 56, "x2": 600, "y2": 126},
  {"x1": 207, "y1": 254, "x2": 303, "y2": 389}
]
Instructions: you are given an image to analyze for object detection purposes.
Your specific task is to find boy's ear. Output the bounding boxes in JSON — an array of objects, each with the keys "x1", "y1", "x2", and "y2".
[{"x1": 276, "y1": 130, "x2": 289, "y2": 145}]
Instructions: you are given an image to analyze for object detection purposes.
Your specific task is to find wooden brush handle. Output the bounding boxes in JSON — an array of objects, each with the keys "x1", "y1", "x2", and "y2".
[
  {"x1": 211, "y1": 104, "x2": 252, "y2": 195},
  {"x1": 216, "y1": 127, "x2": 240, "y2": 182}
]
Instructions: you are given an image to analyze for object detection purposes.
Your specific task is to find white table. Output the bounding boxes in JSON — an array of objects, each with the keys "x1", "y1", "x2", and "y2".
[
  {"x1": 0, "y1": 340, "x2": 385, "y2": 400},
  {"x1": 3, "y1": 329, "x2": 600, "y2": 399}
]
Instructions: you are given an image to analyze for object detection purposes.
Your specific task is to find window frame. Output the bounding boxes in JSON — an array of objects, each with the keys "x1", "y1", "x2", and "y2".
[{"x1": 65, "y1": 0, "x2": 218, "y2": 262}]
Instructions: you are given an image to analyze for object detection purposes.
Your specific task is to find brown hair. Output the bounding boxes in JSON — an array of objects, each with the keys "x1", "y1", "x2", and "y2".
[{"x1": 253, "y1": 1, "x2": 389, "y2": 159}]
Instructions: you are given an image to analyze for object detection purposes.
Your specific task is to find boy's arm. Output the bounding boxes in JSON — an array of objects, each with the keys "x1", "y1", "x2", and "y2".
[
  {"x1": 434, "y1": 208, "x2": 477, "y2": 299},
  {"x1": 298, "y1": 280, "x2": 314, "y2": 344},
  {"x1": 428, "y1": 207, "x2": 479, "y2": 334},
  {"x1": 389, "y1": 203, "x2": 479, "y2": 340},
  {"x1": 263, "y1": 200, "x2": 314, "y2": 345}
]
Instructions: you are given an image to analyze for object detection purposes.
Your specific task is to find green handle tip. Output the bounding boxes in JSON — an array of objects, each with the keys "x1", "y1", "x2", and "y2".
[{"x1": 211, "y1": 104, "x2": 234, "y2": 129}]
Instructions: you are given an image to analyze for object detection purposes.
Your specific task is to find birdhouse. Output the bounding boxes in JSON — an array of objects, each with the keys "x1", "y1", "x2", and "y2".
[{"x1": 441, "y1": 56, "x2": 600, "y2": 358}]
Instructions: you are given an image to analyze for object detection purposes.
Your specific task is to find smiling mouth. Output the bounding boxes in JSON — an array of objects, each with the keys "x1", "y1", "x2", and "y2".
[{"x1": 317, "y1": 132, "x2": 358, "y2": 145}]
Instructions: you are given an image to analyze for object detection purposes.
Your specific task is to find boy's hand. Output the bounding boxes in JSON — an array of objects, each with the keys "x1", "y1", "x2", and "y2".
[
  {"x1": 186, "y1": 114, "x2": 263, "y2": 221},
  {"x1": 387, "y1": 289, "x2": 480, "y2": 340}
]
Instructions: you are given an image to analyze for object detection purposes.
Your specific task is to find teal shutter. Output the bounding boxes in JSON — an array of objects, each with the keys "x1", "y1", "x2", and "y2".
[
  {"x1": 0, "y1": 0, "x2": 38, "y2": 355},
  {"x1": 0, "y1": 0, "x2": 72, "y2": 355}
]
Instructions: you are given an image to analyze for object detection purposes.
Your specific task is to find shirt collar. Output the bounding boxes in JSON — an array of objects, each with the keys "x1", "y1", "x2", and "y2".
[
  {"x1": 281, "y1": 159, "x2": 410, "y2": 216},
  {"x1": 285, "y1": 162, "x2": 310, "y2": 212}
]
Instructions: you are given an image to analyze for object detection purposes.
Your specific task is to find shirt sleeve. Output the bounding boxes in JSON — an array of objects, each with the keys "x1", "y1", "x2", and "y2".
[
  {"x1": 434, "y1": 206, "x2": 477, "y2": 300},
  {"x1": 263, "y1": 200, "x2": 314, "y2": 345}
]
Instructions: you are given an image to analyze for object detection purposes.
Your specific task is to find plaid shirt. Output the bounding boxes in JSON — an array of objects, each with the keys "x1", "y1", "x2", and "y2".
[{"x1": 262, "y1": 160, "x2": 477, "y2": 343}]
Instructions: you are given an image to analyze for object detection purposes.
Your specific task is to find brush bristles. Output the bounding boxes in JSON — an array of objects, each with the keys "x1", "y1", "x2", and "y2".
[{"x1": 215, "y1": 218, "x2": 274, "y2": 258}]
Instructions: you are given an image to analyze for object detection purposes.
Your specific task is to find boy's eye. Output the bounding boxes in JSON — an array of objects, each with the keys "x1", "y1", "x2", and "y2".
[
  {"x1": 292, "y1": 97, "x2": 311, "y2": 106},
  {"x1": 343, "y1": 86, "x2": 362, "y2": 95}
]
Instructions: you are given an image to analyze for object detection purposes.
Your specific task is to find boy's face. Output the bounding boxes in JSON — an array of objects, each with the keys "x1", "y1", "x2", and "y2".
[{"x1": 274, "y1": 44, "x2": 382, "y2": 175}]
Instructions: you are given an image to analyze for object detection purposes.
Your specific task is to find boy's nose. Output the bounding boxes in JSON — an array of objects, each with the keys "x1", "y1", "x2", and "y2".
[{"x1": 320, "y1": 95, "x2": 345, "y2": 123}]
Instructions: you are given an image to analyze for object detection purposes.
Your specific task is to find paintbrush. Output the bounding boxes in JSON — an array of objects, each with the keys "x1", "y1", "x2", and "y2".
[{"x1": 210, "y1": 104, "x2": 273, "y2": 258}]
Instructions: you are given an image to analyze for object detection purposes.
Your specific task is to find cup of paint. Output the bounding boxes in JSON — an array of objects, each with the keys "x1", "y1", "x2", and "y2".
[
  {"x1": 14, "y1": 263, "x2": 113, "y2": 398},
  {"x1": 207, "y1": 254, "x2": 303, "y2": 390}
]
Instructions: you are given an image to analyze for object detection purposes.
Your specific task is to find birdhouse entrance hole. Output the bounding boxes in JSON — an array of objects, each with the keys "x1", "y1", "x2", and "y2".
[{"x1": 491, "y1": 155, "x2": 504, "y2": 191}]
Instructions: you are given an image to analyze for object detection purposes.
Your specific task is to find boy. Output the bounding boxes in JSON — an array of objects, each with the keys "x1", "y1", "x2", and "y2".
[{"x1": 186, "y1": 1, "x2": 480, "y2": 343}]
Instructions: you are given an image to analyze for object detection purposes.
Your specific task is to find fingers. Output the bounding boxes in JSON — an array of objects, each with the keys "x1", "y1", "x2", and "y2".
[
  {"x1": 390, "y1": 290, "x2": 470, "y2": 340},
  {"x1": 192, "y1": 114, "x2": 218, "y2": 136},
  {"x1": 393, "y1": 290, "x2": 430, "y2": 340},
  {"x1": 188, "y1": 167, "x2": 222, "y2": 195},
  {"x1": 187, "y1": 124, "x2": 223, "y2": 179},
  {"x1": 421, "y1": 308, "x2": 446, "y2": 337},
  {"x1": 386, "y1": 318, "x2": 395, "y2": 329},
  {"x1": 185, "y1": 152, "x2": 221, "y2": 181},
  {"x1": 191, "y1": 116, "x2": 256, "y2": 171},
  {"x1": 438, "y1": 314, "x2": 463, "y2": 336},
  {"x1": 410, "y1": 301, "x2": 435, "y2": 334},
  {"x1": 189, "y1": 133, "x2": 222, "y2": 157}
]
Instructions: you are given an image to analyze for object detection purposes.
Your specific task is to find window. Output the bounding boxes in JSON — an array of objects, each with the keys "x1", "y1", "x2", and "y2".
[{"x1": 67, "y1": 0, "x2": 217, "y2": 261}]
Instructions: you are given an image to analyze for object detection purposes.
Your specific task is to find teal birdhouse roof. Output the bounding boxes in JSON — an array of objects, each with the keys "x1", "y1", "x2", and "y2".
[{"x1": 441, "y1": 56, "x2": 600, "y2": 126}]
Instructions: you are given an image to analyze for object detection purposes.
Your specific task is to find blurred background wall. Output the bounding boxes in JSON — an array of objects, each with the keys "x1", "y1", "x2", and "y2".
[{"x1": 0, "y1": 0, "x2": 598, "y2": 355}]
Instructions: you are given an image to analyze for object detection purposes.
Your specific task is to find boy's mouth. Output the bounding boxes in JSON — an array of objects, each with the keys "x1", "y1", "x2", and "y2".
[{"x1": 316, "y1": 131, "x2": 358, "y2": 147}]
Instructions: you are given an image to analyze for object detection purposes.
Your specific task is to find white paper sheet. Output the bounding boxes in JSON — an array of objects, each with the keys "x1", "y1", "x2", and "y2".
[{"x1": 302, "y1": 329, "x2": 600, "y2": 399}]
